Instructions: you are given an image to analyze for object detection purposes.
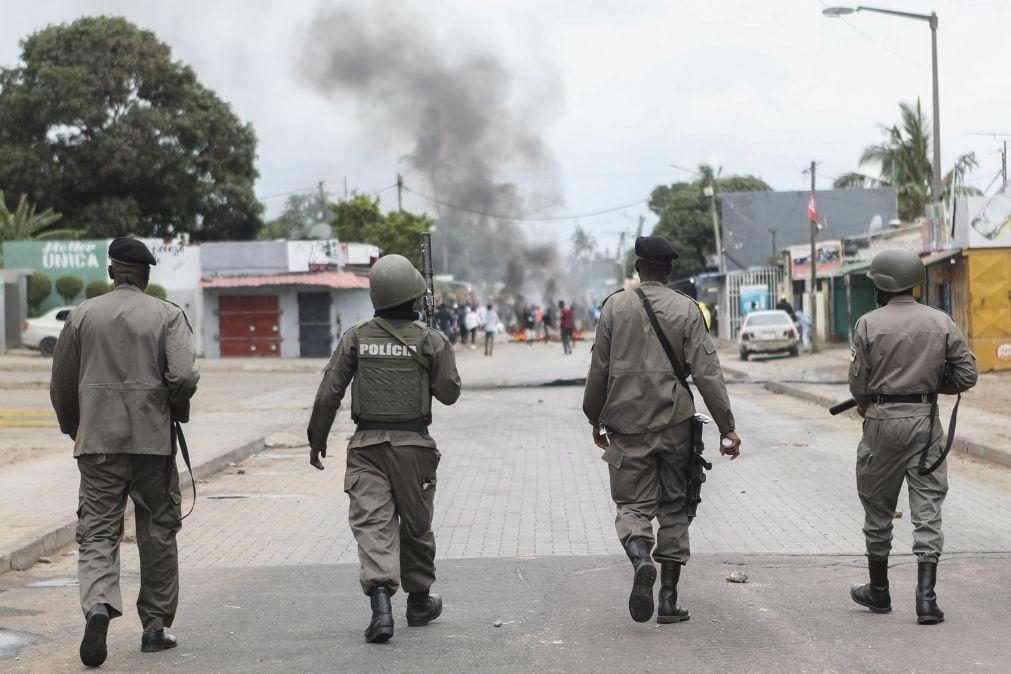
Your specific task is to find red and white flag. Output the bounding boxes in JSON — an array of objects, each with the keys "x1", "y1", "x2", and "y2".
[{"x1": 807, "y1": 193, "x2": 819, "y2": 223}]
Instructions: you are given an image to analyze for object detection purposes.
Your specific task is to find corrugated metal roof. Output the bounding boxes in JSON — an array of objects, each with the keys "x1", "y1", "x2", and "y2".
[{"x1": 200, "y1": 271, "x2": 370, "y2": 289}]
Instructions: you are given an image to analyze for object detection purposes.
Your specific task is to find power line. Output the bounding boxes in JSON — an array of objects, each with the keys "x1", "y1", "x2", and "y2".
[
  {"x1": 257, "y1": 185, "x2": 318, "y2": 201},
  {"x1": 402, "y1": 185, "x2": 647, "y2": 222}
]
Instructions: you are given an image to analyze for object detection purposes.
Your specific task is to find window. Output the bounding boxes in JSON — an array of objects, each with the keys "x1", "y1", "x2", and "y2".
[
  {"x1": 55, "y1": 310, "x2": 71, "y2": 321},
  {"x1": 744, "y1": 313, "x2": 791, "y2": 327}
]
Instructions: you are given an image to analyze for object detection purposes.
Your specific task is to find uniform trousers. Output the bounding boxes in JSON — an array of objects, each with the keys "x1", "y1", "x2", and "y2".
[
  {"x1": 603, "y1": 419, "x2": 693, "y2": 563},
  {"x1": 76, "y1": 453, "x2": 182, "y2": 629},
  {"x1": 345, "y1": 444, "x2": 440, "y2": 594},
  {"x1": 856, "y1": 412, "x2": 948, "y2": 562}
]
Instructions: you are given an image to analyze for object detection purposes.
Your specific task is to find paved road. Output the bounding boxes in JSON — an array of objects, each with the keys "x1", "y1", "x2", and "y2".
[{"x1": 2, "y1": 342, "x2": 1011, "y2": 671}]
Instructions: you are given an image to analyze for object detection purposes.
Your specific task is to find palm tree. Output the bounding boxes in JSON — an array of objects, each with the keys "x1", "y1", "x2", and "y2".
[
  {"x1": 0, "y1": 190, "x2": 75, "y2": 241},
  {"x1": 833, "y1": 100, "x2": 980, "y2": 222}
]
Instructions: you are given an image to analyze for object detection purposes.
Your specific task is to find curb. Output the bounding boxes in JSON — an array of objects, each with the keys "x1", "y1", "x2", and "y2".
[
  {"x1": 0, "y1": 436, "x2": 266, "y2": 575},
  {"x1": 763, "y1": 380, "x2": 1011, "y2": 470}
]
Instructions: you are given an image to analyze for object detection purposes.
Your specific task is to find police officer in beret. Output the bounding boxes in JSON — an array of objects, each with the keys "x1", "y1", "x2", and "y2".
[
  {"x1": 51, "y1": 237, "x2": 199, "y2": 667},
  {"x1": 307, "y1": 254, "x2": 461, "y2": 643},
  {"x1": 848, "y1": 248, "x2": 977, "y2": 624},
  {"x1": 583, "y1": 235, "x2": 741, "y2": 625}
]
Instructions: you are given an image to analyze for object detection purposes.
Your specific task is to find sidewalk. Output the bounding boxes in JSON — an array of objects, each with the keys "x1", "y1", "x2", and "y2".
[{"x1": 718, "y1": 342, "x2": 1011, "y2": 468}]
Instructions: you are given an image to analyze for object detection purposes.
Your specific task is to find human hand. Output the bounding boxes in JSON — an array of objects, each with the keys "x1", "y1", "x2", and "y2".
[
  {"x1": 719, "y1": 431, "x2": 741, "y2": 460},
  {"x1": 309, "y1": 447, "x2": 327, "y2": 471},
  {"x1": 592, "y1": 425, "x2": 609, "y2": 450}
]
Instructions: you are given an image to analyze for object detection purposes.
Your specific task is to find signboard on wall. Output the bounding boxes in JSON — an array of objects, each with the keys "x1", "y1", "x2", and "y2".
[
  {"x1": 789, "y1": 240, "x2": 842, "y2": 280},
  {"x1": 956, "y1": 193, "x2": 1011, "y2": 249},
  {"x1": 739, "y1": 284, "x2": 769, "y2": 315},
  {"x1": 287, "y1": 240, "x2": 346, "y2": 272}
]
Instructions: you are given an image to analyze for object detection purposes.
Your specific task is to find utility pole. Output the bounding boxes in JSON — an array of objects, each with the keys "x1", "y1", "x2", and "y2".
[
  {"x1": 809, "y1": 160, "x2": 819, "y2": 354},
  {"x1": 317, "y1": 181, "x2": 327, "y2": 223},
  {"x1": 704, "y1": 182, "x2": 723, "y2": 273},
  {"x1": 1003, "y1": 141, "x2": 1008, "y2": 187},
  {"x1": 616, "y1": 231, "x2": 626, "y2": 284},
  {"x1": 396, "y1": 174, "x2": 404, "y2": 212}
]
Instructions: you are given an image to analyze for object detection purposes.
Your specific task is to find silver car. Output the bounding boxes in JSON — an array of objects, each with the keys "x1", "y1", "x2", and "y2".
[{"x1": 738, "y1": 310, "x2": 799, "y2": 360}]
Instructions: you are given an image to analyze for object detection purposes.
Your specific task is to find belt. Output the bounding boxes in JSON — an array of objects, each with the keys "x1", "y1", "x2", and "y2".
[
  {"x1": 872, "y1": 393, "x2": 937, "y2": 404},
  {"x1": 356, "y1": 420, "x2": 429, "y2": 433}
]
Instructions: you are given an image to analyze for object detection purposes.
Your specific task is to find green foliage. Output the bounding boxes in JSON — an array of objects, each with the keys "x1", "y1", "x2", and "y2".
[
  {"x1": 833, "y1": 100, "x2": 980, "y2": 221},
  {"x1": 259, "y1": 192, "x2": 331, "y2": 240},
  {"x1": 570, "y1": 225, "x2": 598, "y2": 261},
  {"x1": 27, "y1": 272, "x2": 51, "y2": 310},
  {"x1": 329, "y1": 195, "x2": 431, "y2": 261},
  {"x1": 85, "y1": 281, "x2": 112, "y2": 298},
  {"x1": 0, "y1": 16, "x2": 263, "y2": 241},
  {"x1": 55, "y1": 275, "x2": 84, "y2": 303},
  {"x1": 145, "y1": 283, "x2": 167, "y2": 300},
  {"x1": 650, "y1": 165, "x2": 772, "y2": 278},
  {"x1": 0, "y1": 190, "x2": 75, "y2": 265}
]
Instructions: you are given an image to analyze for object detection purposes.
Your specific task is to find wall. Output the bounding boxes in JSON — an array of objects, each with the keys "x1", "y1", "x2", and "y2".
[
  {"x1": 201, "y1": 241, "x2": 289, "y2": 277},
  {"x1": 3, "y1": 240, "x2": 109, "y2": 312}
]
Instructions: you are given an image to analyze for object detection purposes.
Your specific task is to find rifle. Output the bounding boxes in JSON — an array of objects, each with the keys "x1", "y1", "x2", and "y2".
[
  {"x1": 420, "y1": 232, "x2": 436, "y2": 328},
  {"x1": 686, "y1": 413, "x2": 713, "y2": 519}
]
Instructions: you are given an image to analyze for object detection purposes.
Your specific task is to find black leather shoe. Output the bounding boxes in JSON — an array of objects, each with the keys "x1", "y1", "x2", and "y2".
[
  {"x1": 365, "y1": 587, "x2": 394, "y2": 643},
  {"x1": 80, "y1": 604, "x2": 110, "y2": 667},
  {"x1": 850, "y1": 555, "x2": 892, "y2": 613},
  {"x1": 657, "y1": 562, "x2": 691, "y2": 624},
  {"x1": 916, "y1": 561, "x2": 945, "y2": 625},
  {"x1": 406, "y1": 590, "x2": 443, "y2": 627},
  {"x1": 141, "y1": 628, "x2": 177, "y2": 653},
  {"x1": 625, "y1": 538, "x2": 657, "y2": 623}
]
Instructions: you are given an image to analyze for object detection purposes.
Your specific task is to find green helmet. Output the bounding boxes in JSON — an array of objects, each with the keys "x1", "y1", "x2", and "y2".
[
  {"x1": 369, "y1": 254, "x2": 427, "y2": 310},
  {"x1": 866, "y1": 248, "x2": 926, "y2": 292}
]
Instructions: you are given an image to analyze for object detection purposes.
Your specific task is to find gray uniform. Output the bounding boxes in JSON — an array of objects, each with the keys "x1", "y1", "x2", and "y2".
[
  {"x1": 849, "y1": 295, "x2": 977, "y2": 562},
  {"x1": 308, "y1": 318, "x2": 461, "y2": 594},
  {"x1": 583, "y1": 282, "x2": 735, "y2": 563},
  {"x1": 50, "y1": 284, "x2": 199, "y2": 628}
]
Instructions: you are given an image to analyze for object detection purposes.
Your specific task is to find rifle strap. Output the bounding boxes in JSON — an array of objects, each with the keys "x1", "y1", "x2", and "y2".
[
  {"x1": 170, "y1": 420, "x2": 197, "y2": 520},
  {"x1": 635, "y1": 288, "x2": 694, "y2": 402},
  {"x1": 917, "y1": 391, "x2": 960, "y2": 476},
  {"x1": 373, "y1": 317, "x2": 431, "y2": 370}
]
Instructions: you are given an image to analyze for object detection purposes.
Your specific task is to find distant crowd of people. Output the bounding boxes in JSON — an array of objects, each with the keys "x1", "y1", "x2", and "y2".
[{"x1": 433, "y1": 298, "x2": 596, "y2": 356}]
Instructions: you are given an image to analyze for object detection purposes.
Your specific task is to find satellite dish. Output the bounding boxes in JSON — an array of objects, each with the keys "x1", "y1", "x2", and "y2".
[
  {"x1": 869, "y1": 214, "x2": 883, "y2": 233},
  {"x1": 307, "y1": 223, "x2": 333, "y2": 240}
]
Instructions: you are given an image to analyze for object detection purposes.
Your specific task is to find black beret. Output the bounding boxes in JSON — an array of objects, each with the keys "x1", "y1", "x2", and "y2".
[
  {"x1": 635, "y1": 235, "x2": 678, "y2": 264},
  {"x1": 108, "y1": 237, "x2": 157, "y2": 266}
]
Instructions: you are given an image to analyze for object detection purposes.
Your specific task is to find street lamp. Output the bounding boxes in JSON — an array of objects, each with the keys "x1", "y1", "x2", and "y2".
[{"x1": 824, "y1": 5, "x2": 942, "y2": 202}]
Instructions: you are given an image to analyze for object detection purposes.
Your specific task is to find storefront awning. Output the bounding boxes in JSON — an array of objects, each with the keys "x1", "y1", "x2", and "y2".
[{"x1": 200, "y1": 271, "x2": 370, "y2": 290}]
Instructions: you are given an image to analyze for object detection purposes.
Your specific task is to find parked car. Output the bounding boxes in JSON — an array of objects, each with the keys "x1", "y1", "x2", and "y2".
[
  {"x1": 22, "y1": 306, "x2": 74, "y2": 356},
  {"x1": 738, "y1": 310, "x2": 798, "y2": 360}
]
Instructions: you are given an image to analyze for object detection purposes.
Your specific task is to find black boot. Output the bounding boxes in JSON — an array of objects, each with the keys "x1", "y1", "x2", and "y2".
[
  {"x1": 365, "y1": 587, "x2": 395, "y2": 643},
  {"x1": 657, "y1": 562, "x2": 690, "y2": 624},
  {"x1": 625, "y1": 538, "x2": 657, "y2": 623},
  {"x1": 916, "y1": 561, "x2": 944, "y2": 625},
  {"x1": 850, "y1": 555, "x2": 892, "y2": 613},
  {"x1": 80, "y1": 603, "x2": 110, "y2": 667},
  {"x1": 141, "y1": 628, "x2": 178, "y2": 653},
  {"x1": 406, "y1": 590, "x2": 443, "y2": 627}
]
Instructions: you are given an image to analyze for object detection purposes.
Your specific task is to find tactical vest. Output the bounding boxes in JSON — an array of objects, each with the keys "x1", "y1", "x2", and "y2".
[{"x1": 351, "y1": 319, "x2": 432, "y2": 425}]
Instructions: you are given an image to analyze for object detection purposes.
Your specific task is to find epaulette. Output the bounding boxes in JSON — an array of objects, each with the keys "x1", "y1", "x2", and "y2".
[
  {"x1": 674, "y1": 289, "x2": 701, "y2": 308},
  {"x1": 600, "y1": 288, "x2": 626, "y2": 308},
  {"x1": 355, "y1": 319, "x2": 370, "y2": 328},
  {"x1": 413, "y1": 320, "x2": 427, "y2": 329},
  {"x1": 160, "y1": 298, "x2": 193, "y2": 334}
]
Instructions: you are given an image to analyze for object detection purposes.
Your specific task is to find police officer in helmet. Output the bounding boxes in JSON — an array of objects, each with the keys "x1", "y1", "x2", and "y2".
[
  {"x1": 848, "y1": 248, "x2": 977, "y2": 624},
  {"x1": 307, "y1": 254, "x2": 461, "y2": 643}
]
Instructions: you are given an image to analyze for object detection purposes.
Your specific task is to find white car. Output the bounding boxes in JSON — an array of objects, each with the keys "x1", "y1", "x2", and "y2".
[
  {"x1": 22, "y1": 306, "x2": 74, "y2": 356},
  {"x1": 738, "y1": 310, "x2": 799, "y2": 360}
]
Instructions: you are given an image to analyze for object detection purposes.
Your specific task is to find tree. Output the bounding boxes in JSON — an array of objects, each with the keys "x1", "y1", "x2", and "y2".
[
  {"x1": 833, "y1": 100, "x2": 980, "y2": 221},
  {"x1": 27, "y1": 272, "x2": 51, "y2": 313},
  {"x1": 650, "y1": 166, "x2": 772, "y2": 278},
  {"x1": 0, "y1": 17, "x2": 262, "y2": 240},
  {"x1": 55, "y1": 275, "x2": 84, "y2": 303},
  {"x1": 329, "y1": 195, "x2": 431, "y2": 261},
  {"x1": 145, "y1": 283, "x2": 167, "y2": 300},
  {"x1": 570, "y1": 225, "x2": 598, "y2": 261},
  {"x1": 85, "y1": 281, "x2": 112, "y2": 298},
  {"x1": 0, "y1": 190, "x2": 76, "y2": 265},
  {"x1": 259, "y1": 192, "x2": 331, "y2": 240}
]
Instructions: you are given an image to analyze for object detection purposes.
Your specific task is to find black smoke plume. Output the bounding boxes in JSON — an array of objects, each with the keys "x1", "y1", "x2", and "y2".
[{"x1": 301, "y1": 4, "x2": 563, "y2": 297}]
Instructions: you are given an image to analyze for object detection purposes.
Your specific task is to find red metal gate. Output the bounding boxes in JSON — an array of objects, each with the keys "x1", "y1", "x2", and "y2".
[{"x1": 218, "y1": 295, "x2": 281, "y2": 357}]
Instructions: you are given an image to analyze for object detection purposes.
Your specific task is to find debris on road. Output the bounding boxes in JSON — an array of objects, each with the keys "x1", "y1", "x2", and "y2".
[{"x1": 727, "y1": 571, "x2": 749, "y2": 583}]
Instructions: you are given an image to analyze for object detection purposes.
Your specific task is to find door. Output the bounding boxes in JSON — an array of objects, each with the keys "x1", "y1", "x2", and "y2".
[
  {"x1": 298, "y1": 292, "x2": 333, "y2": 358},
  {"x1": 218, "y1": 295, "x2": 281, "y2": 357}
]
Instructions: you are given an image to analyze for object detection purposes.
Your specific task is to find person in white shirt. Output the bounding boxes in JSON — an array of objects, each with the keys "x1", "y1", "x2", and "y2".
[{"x1": 483, "y1": 304, "x2": 500, "y2": 356}]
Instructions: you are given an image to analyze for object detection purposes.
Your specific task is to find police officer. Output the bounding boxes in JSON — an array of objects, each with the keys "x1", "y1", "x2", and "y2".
[
  {"x1": 583, "y1": 235, "x2": 741, "y2": 624},
  {"x1": 307, "y1": 254, "x2": 461, "y2": 643},
  {"x1": 848, "y1": 248, "x2": 977, "y2": 624},
  {"x1": 50, "y1": 237, "x2": 199, "y2": 667}
]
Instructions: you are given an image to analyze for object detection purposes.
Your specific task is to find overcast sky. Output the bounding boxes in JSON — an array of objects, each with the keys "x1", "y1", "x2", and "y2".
[{"x1": 4, "y1": 0, "x2": 1009, "y2": 255}]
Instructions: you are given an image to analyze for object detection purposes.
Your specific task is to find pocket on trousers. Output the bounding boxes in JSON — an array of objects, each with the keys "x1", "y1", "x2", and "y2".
[
  {"x1": 601, "y1": 446, "x2": 624, "y2": 469},
  {"x1": 343, "y1": 471, "x2": 361, "y2": 494}
]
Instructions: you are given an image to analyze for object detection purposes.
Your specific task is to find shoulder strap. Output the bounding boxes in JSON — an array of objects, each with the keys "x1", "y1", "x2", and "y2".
[
  {"x1": 372, "y1": 317, "x2": 431, "y2": 371},
  {"x1": 600, "y1": 288, "x2": 625, "y2": 308},
  {"x1": 634, "y1": 288, "x2": 694, "y2": 401}
]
